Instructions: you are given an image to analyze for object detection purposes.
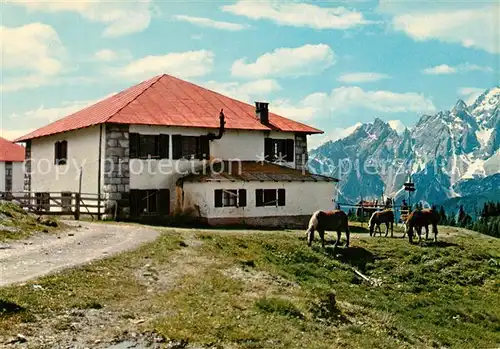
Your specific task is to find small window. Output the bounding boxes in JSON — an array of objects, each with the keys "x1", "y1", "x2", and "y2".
[
  {"x1": 130, "y1": 134, "x2": 169, "y2": 159},
  {"x1": 35, "y1": 192, "x2": 50, "y2": 211},
  {"x1": 215, "y1": 189, "x2": 247, "y2": 208},
  {"x1": 256, "y1": 189, "x2": 286, "y2": 207},
  {"x1": 61, "y1": 192, "x2": 72, "y2": 212},
  {"x1": 172, "y1": 135, "x2": 210, "y2": 160},
  {"x1": 54, "y1": 141, "x2": 67, "y2": 165},
  {"x1": 264, "y1": 138, "x2": 294, "y2": 162},
  {"x1": 130, "y1": 189, "x2": 170, "y2": 216}
]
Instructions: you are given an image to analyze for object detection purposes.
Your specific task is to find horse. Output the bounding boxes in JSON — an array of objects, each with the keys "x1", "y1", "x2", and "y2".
[
  {"x1": 306, "y1": 210, "x2": 350, "y2": 248},
  {"x1": 405, "y1": 208, "x2": 440, "y2": 243},
  {"x1": 368, "y1": 209, "x2": 395, "y2": 237}
]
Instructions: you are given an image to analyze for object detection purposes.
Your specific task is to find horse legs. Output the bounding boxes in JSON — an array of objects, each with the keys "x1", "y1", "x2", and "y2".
[
  {"x1": 433, "y1": 224, "x2": 438, "y2": 242},
  {"x1": 334, "y1": 231, "x2": 341, "y2": 248},
  {"x1": 425, "y1": 225, "x2": 429, "y2": 240},
  {"x1": 345, "y1": 227, "x2": 350, "y2": 247},
  {"x1": 318, "y1": 229, "x2": 325, "y2": 248},
  {"x1": 416, "y1": 226, "x2": 422, "y2": 243},
  {"x1": 384, "y1": 222, "x2": 389, "y2": 237},
  {"x1": 390, "y1": 221, "x2": 394, "y2": 238}
]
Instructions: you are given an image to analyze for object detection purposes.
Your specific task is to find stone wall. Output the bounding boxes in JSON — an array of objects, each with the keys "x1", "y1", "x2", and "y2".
[
  {"x1": 104, "y1": 124, "x2": 130, "y2": 219},
  {"x1": 5, "y1": 162, "x2": 12, "y2": 192},
  {"x1": 24, "y1": 140, "x2": 31, "y2": 192},
  {"x1": 295, "y1": 134, "x2": 308, "y2": 171}
]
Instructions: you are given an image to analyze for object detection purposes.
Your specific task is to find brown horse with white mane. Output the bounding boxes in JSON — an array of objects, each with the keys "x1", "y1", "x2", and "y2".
[
  {"x1": 369, "y1": 209, "x2": 395, "y2": 237},
  {"x1": 306, "y1": 210, "x2": 350, "y2": 248},
  {"x1": 405, "y1": 208, "x2": 440, "y2": 243}
]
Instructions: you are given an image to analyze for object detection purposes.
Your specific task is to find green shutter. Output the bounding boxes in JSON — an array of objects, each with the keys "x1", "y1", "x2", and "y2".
[
  {"x1": 130, "y1": 189, "x2": 139, "y2": 217},
  {"x1": 172, "y1": 135, "x2": 182, "y2": 159},
  {"x1": 129, "y1": 133, "x2": 139, "y2": 158},
  {"x1": 278, "y1": 189, "x2": 286, "y2": 206},
  {"x1": 256, "y1": 189, "x2": 263, "y2": 207},
  {"x1": 264, "y1": 138, "x2": 273, "y2": 161},
  {"x1": 215, "y1": 189, "x2": 223, "y2": 207},
  {"x1": 159, "y1": 134, "x2": 169, "y2": 159},
  {"x1": 238, "y1": 189, "x2": 247, "y2": 207},
  {"x1": 286, "y1": 139, "x2": 295, "y2": 162},
  {"x1": 159, "y1": 189, "x2": 170, "y2": 215}
]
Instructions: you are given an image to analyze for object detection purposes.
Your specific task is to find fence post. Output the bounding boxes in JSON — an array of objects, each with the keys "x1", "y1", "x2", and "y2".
[{"x1": 74, "y1": 193, "x2": 81, "y2": 220}]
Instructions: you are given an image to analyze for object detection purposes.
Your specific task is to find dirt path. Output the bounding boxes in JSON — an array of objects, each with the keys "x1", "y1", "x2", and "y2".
[{"x1": 0, "y1": 221, "x2": 160, "y2": 287}]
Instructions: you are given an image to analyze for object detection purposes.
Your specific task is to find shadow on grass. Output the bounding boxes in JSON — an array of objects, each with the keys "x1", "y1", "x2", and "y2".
[
  {"x1": 324, "y1": 246, "x2": 375, "y2": 273},
  {"x1": 0, "y1": 299, "x2": 25, "y2": 316},
  {"x1": 419, "y1": 240, "x2": 459, "y2": 248}
]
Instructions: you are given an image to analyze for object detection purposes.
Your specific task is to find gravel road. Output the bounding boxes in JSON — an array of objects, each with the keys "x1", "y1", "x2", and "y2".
[{"x1": 0, "y1": 221, "x2": 160, "y2": 287}]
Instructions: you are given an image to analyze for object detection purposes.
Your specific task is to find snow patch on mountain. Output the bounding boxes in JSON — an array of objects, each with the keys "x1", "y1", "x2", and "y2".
[{"x1": 476, "y1": 128, "x2": 494, "y2": 148}]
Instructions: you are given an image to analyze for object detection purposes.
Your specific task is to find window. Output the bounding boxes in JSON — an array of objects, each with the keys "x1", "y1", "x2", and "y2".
[
  {"x1": 129, "y1": 133, "x2": 169, "y2": 159},
  {"x1": 256, "y1": 189, "x2": 285, "y2": 207},
  {"x1": 5, "y1": 162, "x2": 12, "y2": 192},
  {"x1": 264, "y1": 138, "x2": 294, "y2": 162},
  {"x1": 172, "y1": 135, "x2": 210, "y2": 160},
  {"x1": 54, "y1": 140, "x2": 67, "y2": 165},
  {"x1": 130, "y1": 189, "x2": 170, "y2": 216},
  {"x1": 61, "y1": 192, "x2": 72, "y2": 212},
  {"x1": 215, "y1": 189, "x2": 247, "y2": 208},
  {"x1": 35, "y1": 192, "x2": 50, "y2": 211}
]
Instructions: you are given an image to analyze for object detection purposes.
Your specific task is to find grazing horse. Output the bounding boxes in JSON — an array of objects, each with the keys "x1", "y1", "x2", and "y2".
[
  {"x1": 306, "y1": 210, "x2": 350, "y2": 248},
  {"x1": 405, "y1": 208, "x2": 440, "y2": 243},
  {"x1": 369, "y1": 209, "x2": 395, "y2": 237}
]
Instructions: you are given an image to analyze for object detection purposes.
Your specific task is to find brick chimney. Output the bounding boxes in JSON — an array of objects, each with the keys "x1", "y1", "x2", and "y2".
[{"x1": 255, "y1": 102, "x2": 269, "y2": 125}]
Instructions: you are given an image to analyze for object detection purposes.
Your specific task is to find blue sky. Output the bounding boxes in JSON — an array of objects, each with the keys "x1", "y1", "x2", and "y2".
[{"x1": 1, "y1": 0, "x2": 499, "y2": 148}]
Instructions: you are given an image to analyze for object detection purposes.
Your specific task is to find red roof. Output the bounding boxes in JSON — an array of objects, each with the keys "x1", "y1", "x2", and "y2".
[
  {"x1": 15, "y1": 74, "x2": 323, "y2": 142},
  {"x1": 0, "y1": 137, "x2": 25, "y2": 162}
]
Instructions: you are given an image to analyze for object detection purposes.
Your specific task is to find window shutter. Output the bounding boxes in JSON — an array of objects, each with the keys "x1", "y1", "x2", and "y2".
[
  {"x1": 278, "y1": 189, "x2": 286, "y2": 206},
  {"x1": 54, "y1": 142, "x2": 59, "y2": 164},
  {"x1": 238, "y1": 189, "x2": 247, "y2": 207},
  {"x1": 61, "y1": 141, "x2": 68, "y2": 164},
  {"x1": 159, "y1": 189, "x2": 170, "y2": 215},
  {"x1": 256, "y1": 189, "x2": 263, "y2": 207},
  {"x1": 129, "y1": 133, "x2": 139, "y2": 158},
  {"x1": 214, "y1": 189, "x2": 223, "y2": 207},
  {"x1": 159, "y1": 134, "x2": 169, "y2": 159},
  {"x1": 264, "y1": 138, "x2": 273, "y2": 161},
  {"x1": 199, "y1": 136, "x2": 210, "y2": 160},
  {"x1": 172, "y1": 135, "x2": 182, "y2": 159},
  {"x1": 130, "y1": 189, "x2": 139, "y2": 217},
  {"x1": 285, "y1": 139, "x2": 295, "y2": 162}
]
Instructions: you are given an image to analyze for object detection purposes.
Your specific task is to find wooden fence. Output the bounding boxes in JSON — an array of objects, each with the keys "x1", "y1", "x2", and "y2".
[{"x1": 0, "y1": 191, "x2": 104, "y2": 220}]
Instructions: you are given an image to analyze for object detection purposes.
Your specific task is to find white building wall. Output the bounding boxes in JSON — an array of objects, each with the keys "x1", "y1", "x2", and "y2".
[
  {"x1": 182, "y1": 180, "x2": 336, "y2": 219},
  {"x1": 128, "y1": 125, "x2": 296, "y2": 212},
  {"x1": 0, "y1": 162, "x2": 5, "y2": 192},
  {"x1": 12, "y1": 162, "x2": 24, "y2": 192},
  {"x1": 30, "y1": 126, "x2": 103, "y2": 194}
]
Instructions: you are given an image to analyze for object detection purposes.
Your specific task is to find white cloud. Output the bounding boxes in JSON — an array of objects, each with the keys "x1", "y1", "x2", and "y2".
[
  {"x1": 231, "y1": 44, "x2": 335, "y2": 79},
  {"x1": 0, "y1": 23, "x2": 64, "y2": 75},
  {"x1": 309, "y1": 86, "x2": 436, "y2": 114},
  {"x1": 8, "y1": 0, "x2": 153, "y2": 37},
  {"x1": 10, "y1": 93, "x2": 115, "y2": 125},
  {"x1": 174, "y1": 15, "x2": 247, "y2": 31},
  {"x1": 423, "y1": 63, "x2": 492, "y2": 75},
  {"x1": 337, "y1": 72, "x2": 390, "y2": 83},
  {"x1": 390, "y1": 5, "x2": 500, "y2": 54},
  {"x1": 94, "y1": 49, "x2": 120, "y2": 62},
  {"x1": 222, "y1": 0, "x2": 371, "y2": 29},
  {"x1": 458, "y1": 87, "x2": 486, "y2": 105},
  {"x1": 270, "y1": 99, "x2": 317, "y2": 122},
  {"x1": 388, "y1": 120, "x2": 407, "y2": 134},
  {"x1": 115, "y1": 50, "x2": 215, "y2": 80},
  {"x1": 203, "y1": 79, "x2": 282, "y2": 103}
]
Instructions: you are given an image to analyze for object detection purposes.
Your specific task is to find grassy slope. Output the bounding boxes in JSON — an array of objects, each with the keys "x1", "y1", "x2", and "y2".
[
  {"x1": 0, "y1": 202, "x2": 62, "y2": 241},
  {"x1": 0, "y1": 224, "x2": 499, "y2": 349}
]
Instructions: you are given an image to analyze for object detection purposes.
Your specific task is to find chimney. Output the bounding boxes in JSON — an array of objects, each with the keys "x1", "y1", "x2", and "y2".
[{"x1": 255, "y1": 102, "x2": 269, "y2": 125}]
